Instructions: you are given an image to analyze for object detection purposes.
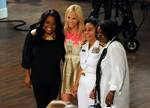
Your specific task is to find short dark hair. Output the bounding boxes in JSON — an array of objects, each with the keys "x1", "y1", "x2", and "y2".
[
  {"x1": 84, "y1": 17, "x2": 99, "y2": 27},
  {"x1": 97, "y1": 20, "x2": 119, "y2": 41}
]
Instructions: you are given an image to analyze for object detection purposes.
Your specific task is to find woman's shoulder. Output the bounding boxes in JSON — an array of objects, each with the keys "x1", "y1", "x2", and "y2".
[
  {"x1": 109, "y1": 41, "x2": 125, "y2": 53},
  {"x1": 110, "y1": 40, "x2": 122, "y2": 47}
]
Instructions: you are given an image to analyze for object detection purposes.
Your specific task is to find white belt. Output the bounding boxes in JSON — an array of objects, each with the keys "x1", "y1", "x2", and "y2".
[
  {"x1": 65, "y1": 55, "x2": 79, "y2": 59},
  {"x1": 84, "y1": 67, "x2": 96, "y2": 73}
]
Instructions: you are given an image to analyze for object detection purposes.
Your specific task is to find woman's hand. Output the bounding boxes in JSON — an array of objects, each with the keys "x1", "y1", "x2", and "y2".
[
  {"x1": 105, "y1": 91, "x2": 115, "y2": 107},
  {"x1": 24, "y1": 70, "x2": 31, "y2": 88},
  {"x1": 89, "y1": 88, "x2": 96, "y2": 99}
]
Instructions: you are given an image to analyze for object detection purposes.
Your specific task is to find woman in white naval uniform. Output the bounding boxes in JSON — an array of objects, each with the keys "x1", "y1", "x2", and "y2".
[
  {"x1": 93, "y1": 20, "x2": 130, "y2": 108},
  {"x1": 72, "y1": 17, "x2": 101, "y2": 108}
]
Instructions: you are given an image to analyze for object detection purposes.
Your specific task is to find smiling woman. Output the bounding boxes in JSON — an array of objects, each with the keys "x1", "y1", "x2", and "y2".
[
  {"x1": 73, "y1": 17, "x2": 100, "y2": 108},
  {"x1": 42, "y1": 16, "x2": 56, "y2": 40},
  {"x1": 61, "y1": 4, "x2": 85, "y2": 102},
  {"x1": 21, "y1": 9, "x2": 65, "y2": 108}
]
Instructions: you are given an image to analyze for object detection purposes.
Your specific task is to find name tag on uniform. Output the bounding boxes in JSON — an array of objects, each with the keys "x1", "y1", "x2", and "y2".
[{"x1": 82, "y1": 49, "x2": 86, "y2": 52}]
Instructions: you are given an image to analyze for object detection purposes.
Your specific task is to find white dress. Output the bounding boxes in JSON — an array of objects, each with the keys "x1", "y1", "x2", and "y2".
[
  {"x1": 100, "y1": 41, "x2": 130, "y2": 108},
  {"x1": 77, "y1": 40, "x2": 101, "y2": 108}
]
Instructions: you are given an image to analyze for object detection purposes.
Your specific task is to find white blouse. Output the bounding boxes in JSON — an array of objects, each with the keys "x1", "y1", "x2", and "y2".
[{"x1": 100, "y1": 40, "x2": 129, "y2": 108}]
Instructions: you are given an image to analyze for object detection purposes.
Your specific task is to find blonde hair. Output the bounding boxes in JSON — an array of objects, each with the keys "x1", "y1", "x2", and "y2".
[
  {"x1": 46, "y1": 100, "x2": 67, "y2": 108},
  {"x1": 64, "y1": 4, "x2": 84, "y2": 34}
]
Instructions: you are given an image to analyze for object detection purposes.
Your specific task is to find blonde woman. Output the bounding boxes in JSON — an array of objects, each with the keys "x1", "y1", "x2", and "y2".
[{"x1": 61, "y1": 4, "x2": 84, "y2": 102}]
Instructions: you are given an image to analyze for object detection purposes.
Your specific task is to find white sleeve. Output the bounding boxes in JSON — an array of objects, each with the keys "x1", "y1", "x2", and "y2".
[{"x1": 109, "y1": 43, "x2": 126, "y2": 92}]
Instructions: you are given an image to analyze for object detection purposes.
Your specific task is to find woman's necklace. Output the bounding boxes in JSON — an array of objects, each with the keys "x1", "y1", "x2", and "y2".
[{"x1": 43, "y1": 33, "x2": 56, "y2": 40}]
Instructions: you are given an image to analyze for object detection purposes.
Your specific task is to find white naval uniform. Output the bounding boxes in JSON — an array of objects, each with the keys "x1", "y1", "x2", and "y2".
[
  {"x1": 100, "y1": 40, "x2": 130, "y2": 108},
  {"x1": 77, "y1": 40, "x2": 101, "y2": 108}
]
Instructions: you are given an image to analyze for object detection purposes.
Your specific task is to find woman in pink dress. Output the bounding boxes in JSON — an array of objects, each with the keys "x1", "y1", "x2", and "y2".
[{"x1": 61, "y1": 4, "x2": 84, "y2": 102}]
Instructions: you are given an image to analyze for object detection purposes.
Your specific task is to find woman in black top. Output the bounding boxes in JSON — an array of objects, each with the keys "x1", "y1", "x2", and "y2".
[{"x1": 21, "y1": 9, "x2": 65, "y2": 108}]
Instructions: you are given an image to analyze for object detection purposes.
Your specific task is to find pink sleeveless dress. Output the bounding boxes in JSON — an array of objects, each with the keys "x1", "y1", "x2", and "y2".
[{"x1": 61, "y1": 32, "x2": 83, "y2": 94}]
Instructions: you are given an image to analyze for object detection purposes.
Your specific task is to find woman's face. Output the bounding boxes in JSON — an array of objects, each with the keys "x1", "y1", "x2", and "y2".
[
  {"x1": 97, "y1": 26, "x2": 105, "y2": 43},
  {"x1": 66, "y1": 12, "x2": 79, "y2": 29},
  {"x1": 43, "y1": 16, "x2": 56, "y2": 35},
  {"x1": 84, "y1": 22, "x2": 96, "y2": 42}
]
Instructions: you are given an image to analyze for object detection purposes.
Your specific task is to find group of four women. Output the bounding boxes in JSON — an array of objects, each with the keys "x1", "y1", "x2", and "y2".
[{"x1": 21, "y1": 4, "x2": 129, "y2": 108}]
